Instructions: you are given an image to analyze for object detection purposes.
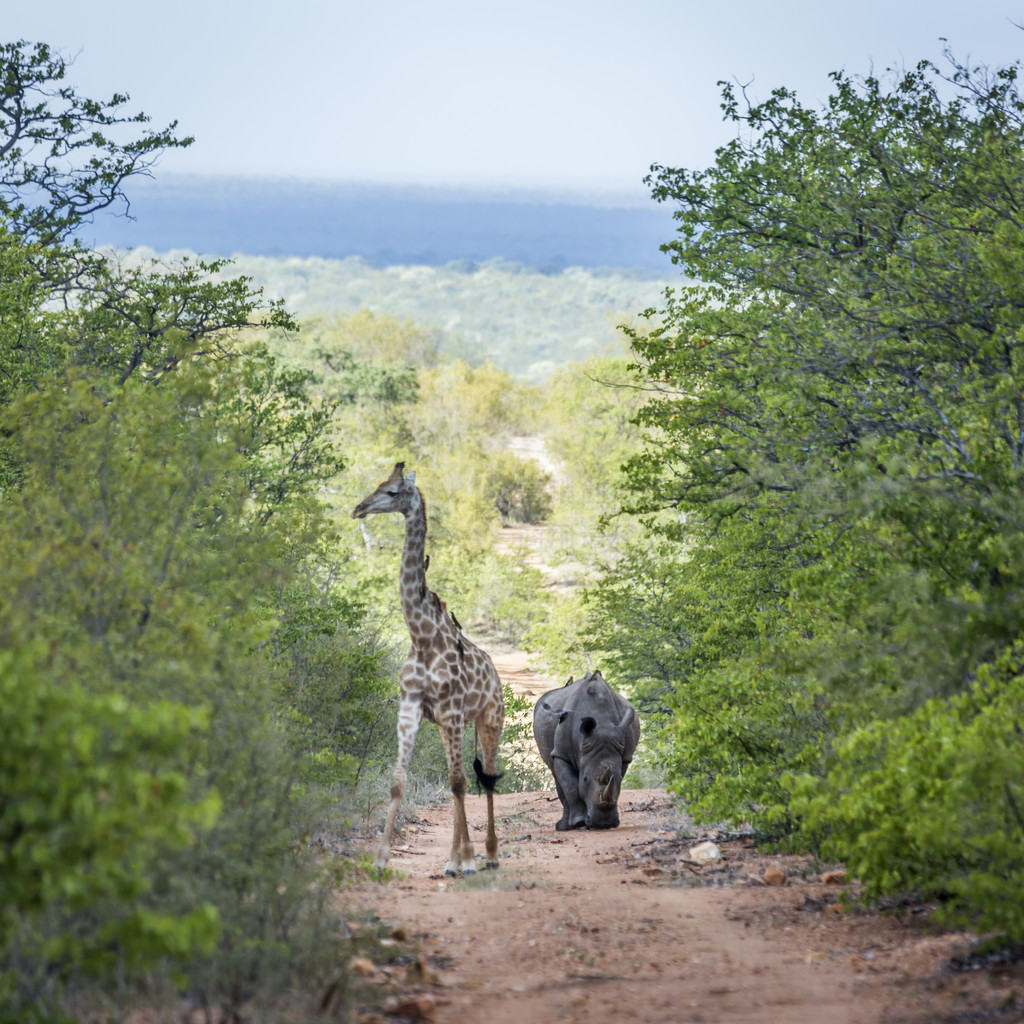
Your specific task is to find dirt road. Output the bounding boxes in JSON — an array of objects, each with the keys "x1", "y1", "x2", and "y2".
[{"x1": 344, "y1": 787, "x2": 1021, "y2": 1024}]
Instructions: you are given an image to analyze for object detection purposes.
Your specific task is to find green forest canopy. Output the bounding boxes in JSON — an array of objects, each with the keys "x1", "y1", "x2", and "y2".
[{"x1": 117, "y1": 248, "x2": 675, "y2": 380}]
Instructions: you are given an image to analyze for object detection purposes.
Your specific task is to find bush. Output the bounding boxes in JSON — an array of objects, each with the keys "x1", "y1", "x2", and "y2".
[
  {"x1": 0, "y1": 371, "x2": 352, "y2": 1020},
  {"x1": 487, "y1": 451, "x2": 553, "y2": 524},
  {"x1": 789, "y1": 640, "x2": 1024, "y2": 940},
  {"x1": 273, "y1": 582, "x2": 399, "y2": 787},
  {"x1": 498, "y1": 683, "x2": 550, "y2": 792},
  {"x1": 0, "y1": 644, "x2": 219, "y2": 1017}
]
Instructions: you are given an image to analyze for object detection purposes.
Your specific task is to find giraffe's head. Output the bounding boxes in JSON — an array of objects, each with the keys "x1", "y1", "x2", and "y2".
[{"x1": 351, "y1": 462, "x2": 418, "y2": 519}]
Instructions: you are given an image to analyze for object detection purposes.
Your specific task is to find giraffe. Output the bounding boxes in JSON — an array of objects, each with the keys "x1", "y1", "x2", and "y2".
[{"x1": 352, "y1": 462, "x2": 505, "y2": 875}]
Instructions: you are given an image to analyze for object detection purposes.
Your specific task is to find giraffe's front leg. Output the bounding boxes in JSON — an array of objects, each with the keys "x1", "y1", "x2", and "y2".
[{"x1": 377, "y1": 694, "x2": 422, "y2": 869}]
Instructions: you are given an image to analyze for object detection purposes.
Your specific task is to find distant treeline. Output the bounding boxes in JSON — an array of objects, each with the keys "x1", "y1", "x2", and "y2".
[
  {"x1": 80, "y1": 175, "x2": 679, "y2": 271},
  {"x1": 118, "y1": 250, "x2": 677, "y2": 379}
]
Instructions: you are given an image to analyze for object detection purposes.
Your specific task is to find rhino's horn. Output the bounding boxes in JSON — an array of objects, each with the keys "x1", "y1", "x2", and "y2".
[{"x1": 618, "y1": 705, "x2": 636, "y2": 731}]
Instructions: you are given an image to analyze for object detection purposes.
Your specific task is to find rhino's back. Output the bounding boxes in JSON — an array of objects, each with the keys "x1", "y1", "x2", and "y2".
[
  {"x1": 532, "y1": 674, "x2": 640, "y2": 765},
  {"x1": 531, "y1": 677, "x2": 588, "y2": 767},
  {"x1": 559, "y1": 675, "x2": 626, "y2": 720},
  {"x1": 565, "y1": 675, "x2": 641, "y2": 760}
]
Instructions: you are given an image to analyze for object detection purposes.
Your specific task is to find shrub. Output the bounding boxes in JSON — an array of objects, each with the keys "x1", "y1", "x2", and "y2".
[
  {"x1": 0, "y1": 643, "x2": 219, "y2": 1017},
  {"x1": 487, "y1": 451, "x2": 553, "y2": 525},
  {"x1": 789, "y1": 640, "x2": 1024, "y2": 940}
]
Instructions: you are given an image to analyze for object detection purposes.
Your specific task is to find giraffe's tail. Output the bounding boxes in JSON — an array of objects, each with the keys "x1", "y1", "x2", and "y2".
[
  {"x1": 472, "y1": 726, "x2": 504, "y2": 793},
  {"x1": 473, "y1": 756, "x2": 503, "y2": 793}
]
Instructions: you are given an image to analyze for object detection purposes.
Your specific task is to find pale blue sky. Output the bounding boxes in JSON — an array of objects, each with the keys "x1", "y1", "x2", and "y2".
[{"x1": 11, "y1": 1, "x2": 1024, "y2": 200}]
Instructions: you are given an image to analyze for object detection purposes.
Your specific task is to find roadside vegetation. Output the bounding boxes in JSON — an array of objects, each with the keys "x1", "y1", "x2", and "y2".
[
  {"x1": 3, "y1": 33, "x2": 1024, "y2": 1024},
  {"x1": 593, "y1": 48, "x2": 1024, "y2": 943}
]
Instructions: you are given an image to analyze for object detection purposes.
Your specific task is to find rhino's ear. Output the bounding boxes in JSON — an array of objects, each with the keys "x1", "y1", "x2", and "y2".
[
  {"x1": 563, "y1": 675, "x2": 573, "y2": 687},
  {"x1": 580, "y1": 716, "x2": 597, "y2": 737},
  {"x1": 404, "y1": 471, "x2": 416, "y2": 486},
  {"x1": 618, "y1": 705, "x2": 636, "y2": 731},
  {"x1": 539, "y1": 701, "x2": 570, "y2": 725}
]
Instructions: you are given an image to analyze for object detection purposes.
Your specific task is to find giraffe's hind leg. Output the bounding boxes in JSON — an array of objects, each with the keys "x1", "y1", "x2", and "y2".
[
  {"x1": 475, "y1": 703, "x2": 505, "y2": 869},
  {"x1": 440, "y1": 718, "x2": 476, "y2": 875}
]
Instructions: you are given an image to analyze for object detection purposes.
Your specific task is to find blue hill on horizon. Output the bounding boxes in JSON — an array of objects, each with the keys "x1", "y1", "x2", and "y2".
[{"x1": 79, "y1": 175, "x2": 679, "y2": 271}]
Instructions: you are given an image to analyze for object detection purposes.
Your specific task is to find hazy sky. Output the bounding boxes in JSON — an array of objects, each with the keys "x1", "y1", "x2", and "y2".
[{"x1": 10, "y1": 2, "x2": 1024, "y2": 200}]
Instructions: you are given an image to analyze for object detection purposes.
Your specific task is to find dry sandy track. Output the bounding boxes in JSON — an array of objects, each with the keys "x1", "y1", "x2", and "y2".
[{"x1": 342, "y1": 788, "x2": 1021, "y2": 1024}]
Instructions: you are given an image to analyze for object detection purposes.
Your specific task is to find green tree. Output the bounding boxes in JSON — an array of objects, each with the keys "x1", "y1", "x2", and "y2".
[
  {"x1": 215, "y1": 339, "x2": 343, "y2": 527},
  {"x1": 0, "y1": 41, "x2": 366, "y2": 1017},
  {"x1": 0, "y1": 41, "x2": 299, "y2": 412},
  {"x1": 541, "y1": 356, "x2": 646, "y2": 543},
  {"x1": 524, "y1": 358, "x2": 647, "y2": 680},
  {"x1": 0, "y1": 40, "x2": 191, "y2": 245},
  {"x1": 0, "y1": 360, "x2": 360, "y2": 1019},
  {"x1": 790, "y1": 639, "x2": 1024, "y2": 940},
  {"x1": 61, "y1": 253, "x2": 297, "y2": 386},
  {"x1": 272, "y1": 580, "x2": 397, "y2": 787},
  {"x1": 610, "y1": 49, "x2": 1024, "y2": 932},
  {"x1": 406, "y1": 359, "x2": 536, "y2": 457},
  {"x1": 487, "y1": 450, "x2": 553, "y2": 524},
  {"x1": 311, "y1": 308, "x2": 442, "y2": 369}
]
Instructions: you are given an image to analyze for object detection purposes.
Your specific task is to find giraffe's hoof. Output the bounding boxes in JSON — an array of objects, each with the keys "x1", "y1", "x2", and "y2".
[{"x1": 484, "y1": 860, "x2": 499, "y2": 871}]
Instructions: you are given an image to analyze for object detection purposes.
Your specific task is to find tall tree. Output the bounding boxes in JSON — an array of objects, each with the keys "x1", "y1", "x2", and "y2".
[
  {"x1": 608, "y1": 49, "x2": 1024, "y2": 936},
  {"x1": 0, "y1": 38, "x2": 362, "y2": 1019},
  {"x1": 0, "y1": 40, "x2": 190, "y2": 245}
]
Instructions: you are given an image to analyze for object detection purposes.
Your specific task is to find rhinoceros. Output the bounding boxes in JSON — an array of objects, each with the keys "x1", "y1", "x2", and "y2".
[{"x1": 532, "y1": 670, "x2": 640, "y2": 830}]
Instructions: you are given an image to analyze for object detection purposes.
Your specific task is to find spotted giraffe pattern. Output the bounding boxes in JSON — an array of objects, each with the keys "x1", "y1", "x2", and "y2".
[{"x1": 352, "y1": 462, "x2": 505, "y2": 874}]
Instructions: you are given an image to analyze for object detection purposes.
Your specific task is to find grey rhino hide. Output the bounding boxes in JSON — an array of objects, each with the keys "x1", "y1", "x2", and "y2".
[{"x1": 532, "y1": 670, "x2": 640, "y2": 830}]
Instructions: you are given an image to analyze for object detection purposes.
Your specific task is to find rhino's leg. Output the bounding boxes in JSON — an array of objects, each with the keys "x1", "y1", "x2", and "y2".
[
  {"x1": 551, "y1": 775, "x2": 572, "y2": 830},
  {"x1": 552, "y1": 756, "x2": 587, "y2": 830}
]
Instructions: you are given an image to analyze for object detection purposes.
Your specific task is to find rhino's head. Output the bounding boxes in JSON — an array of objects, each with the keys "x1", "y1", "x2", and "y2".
[{"x1": 576, "y1": 706, "x2": 636, "y2": 829}]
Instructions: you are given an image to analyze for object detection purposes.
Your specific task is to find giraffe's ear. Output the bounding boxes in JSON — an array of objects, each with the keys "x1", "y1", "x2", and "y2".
[{"x1": 405, "y1": 471, "x2": 416, "y2": 486}]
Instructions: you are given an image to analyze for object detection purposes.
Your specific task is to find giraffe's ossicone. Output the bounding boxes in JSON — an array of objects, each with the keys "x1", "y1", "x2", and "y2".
[{"x1": 352, "y1": 462, "x2": 505, "y2": 875}]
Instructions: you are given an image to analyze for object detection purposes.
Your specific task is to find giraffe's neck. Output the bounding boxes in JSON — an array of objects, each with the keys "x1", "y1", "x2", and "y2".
[{"x1": 399, "y1": 488, "x2": 434, "y2": 642}]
